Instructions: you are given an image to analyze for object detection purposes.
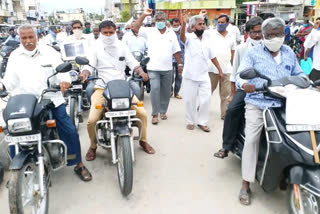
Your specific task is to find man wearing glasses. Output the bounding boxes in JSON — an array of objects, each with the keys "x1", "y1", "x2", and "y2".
[{"x1": 214, "y1": 17, "x2": 263, "y2": 159}]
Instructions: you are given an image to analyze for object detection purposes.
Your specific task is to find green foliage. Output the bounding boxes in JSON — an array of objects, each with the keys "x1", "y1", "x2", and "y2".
[{"x1": 121, "y1": 10, "x2": 131, "y2": 22}]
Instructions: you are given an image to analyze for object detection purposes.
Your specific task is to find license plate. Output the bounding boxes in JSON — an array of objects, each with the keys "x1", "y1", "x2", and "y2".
[
  {"x1": 286, "y1": 125, "x2": 320, "y2": 132},
  {"x1": 5, "y1": 133, "x2": 41, "y2": 143},
  {"x1": 71, "y1": 84, "x2": 82, "y2": 90},
  {"x1": 105, "y1": 110, "x2": 136, "y2": 117}
]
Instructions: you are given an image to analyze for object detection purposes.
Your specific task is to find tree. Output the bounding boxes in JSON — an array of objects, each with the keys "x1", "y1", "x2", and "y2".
[{"x1": 121, "y1": 10, "x2": 130, "y2": 22}]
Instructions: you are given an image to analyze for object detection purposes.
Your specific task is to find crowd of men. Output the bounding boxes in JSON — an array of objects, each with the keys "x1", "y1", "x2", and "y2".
[{"x1": 0, "y1": 8, "x2": 320, "y2": 207}]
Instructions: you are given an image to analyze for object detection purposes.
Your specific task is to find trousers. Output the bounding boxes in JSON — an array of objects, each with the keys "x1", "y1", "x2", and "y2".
[
  {"x1": 148, "y1": 70, "x2": 172, "y2": 116},
  {"x1": 171, "y1": 62, "x2": 182, "y2": 96},
  {"x1": 87, "y1": 89, "x2": 148, "y2": 149}
]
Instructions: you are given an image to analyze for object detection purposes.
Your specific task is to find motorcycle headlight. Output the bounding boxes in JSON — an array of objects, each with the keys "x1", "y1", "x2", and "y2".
[
  {"x1": 0, "y1": 52, "x2": 6, "y2": 57},
  {"x1": 8, "y1": 118, "x2": 32, "y2": 133},
  {"x1": 69, "y1": 71, "x2": 79, "y2": 82},
  {"x1": 111, "y1": 98, "x2": 130, "y2": 110}
]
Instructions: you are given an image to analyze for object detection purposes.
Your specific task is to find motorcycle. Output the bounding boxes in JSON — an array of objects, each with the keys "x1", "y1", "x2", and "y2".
[
  {"x1": 232, "y1": 68, "x2": 320, "y2": 214},
  {"x1": 1, "y1": 62, "x2": 72, "y2": 214},
  {"x1": 288, "y1": 35, "x2": 303, "y2": 58},
  {"x1": 0, "y1": 40, "x2": 20, "y2": 78},
  {"x1": 76, "y1": 56, "x2": 147, "y2": 196},
  {"x1": 130, "y1": 51, "x2": 150, "y2": 101}
]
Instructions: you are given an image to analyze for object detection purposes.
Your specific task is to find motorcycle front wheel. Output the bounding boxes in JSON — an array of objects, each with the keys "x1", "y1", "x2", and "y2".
[
  {"x1": 116, "y1": 135, "x2": 133, "y2": 196},
  {"x1": 288, "y1": 184, "x2": 320, "y2": 214},
  {"x1": 70, "y1": 97, "x2": 79, "y2": 131},
  {"x1": 8, "y1": 161, "x2": 49, "y2": 214}
]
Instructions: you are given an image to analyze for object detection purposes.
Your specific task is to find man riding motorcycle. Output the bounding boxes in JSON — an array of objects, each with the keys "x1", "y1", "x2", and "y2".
[
  {"x1": 0, "y1": 24, "x2": 92, "y2": 182},
  {"x1": 80, "y1": 20, "x2": 155, "y2": 162},
  {"x1": 235, "y1": 18, "x2": 305, "y2": 205}
]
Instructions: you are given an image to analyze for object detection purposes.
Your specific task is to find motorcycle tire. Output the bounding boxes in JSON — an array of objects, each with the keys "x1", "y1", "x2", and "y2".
[
  {"x1": 70, "y1": 97, "x2": 79, "y2": 131},
  {"x1": 116, "y1": 135, "x2": 133, "y2": 196},
  {"x1": 8, "y1": 161, "x2": 49, "y2": 214},
  {"x1": 287, "y1": 184, "x2": 320, "y2": 214},
  {"x1": 0, "y1": 161, "x2": 4, "y2": 184},
  {"x1": 0, "y1": 61, "x2": 6, "y2": 79}
]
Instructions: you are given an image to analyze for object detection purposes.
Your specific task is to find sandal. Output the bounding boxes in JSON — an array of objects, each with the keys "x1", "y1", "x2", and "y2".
[
  {"x1": 85, "y1": 148, "x2": 97, "y2": 161},
  {"x1": 213, "y1": 149, "x2": 229, "y2": 159},
  {"x1": 74, "y1": 165, "x2": 92, "y2": 182},
  {"x1": 160, "y1": 114, "x2": 167, "y2": 120},
  {"x1": 186, "y1": 124, "x2": 194, "y2": 130},
  {"x1": 197, "y1": 124, "x2": 210, "y2": 132},
  {"x1": 175, "y1": 95, "x2": 182, "y2": 99},
  {"x1": 239, "y1": 188, "x2": 251, "y2": 206},
  {"x1": 152, "y1": 116, "x2": 159, "y2": 125},
  {"x1": 139, "y1": 141, "x2": 155, "y2": 154}
]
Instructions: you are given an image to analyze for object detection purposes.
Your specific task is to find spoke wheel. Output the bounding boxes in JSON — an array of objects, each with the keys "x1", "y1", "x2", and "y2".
[{"x1": 8, "y1": 162, "x2": 49, "y2": 214}]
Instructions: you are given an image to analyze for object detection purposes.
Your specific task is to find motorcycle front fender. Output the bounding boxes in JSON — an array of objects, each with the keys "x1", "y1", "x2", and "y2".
[
  {"x1": 288, "y1": 165, "x2": 320, "y2": 197},
  {"x1": 113, "y1": 122, "x2": 130, "y2": 136},
  {"x1": 9, "y1": 150, "x2": 34, "y2": 170}
]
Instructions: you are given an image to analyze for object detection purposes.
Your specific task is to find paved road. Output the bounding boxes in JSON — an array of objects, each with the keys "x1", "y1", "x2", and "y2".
[{"x1": 0, "y1": 92, "x2": 286, "y2": 214}]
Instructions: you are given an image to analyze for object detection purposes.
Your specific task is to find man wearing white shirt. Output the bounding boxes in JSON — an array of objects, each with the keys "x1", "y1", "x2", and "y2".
[
  {"x1": 208, "y1": 14, "x2": 236, "y2": 120},
  {"x1": 227, "y1": 19, "x2": 242, "y2": 45},
  {"x1": 180, "y1": 13, "x2": 223, "y2": 132},
  {"x1": 1, "y1": 24, "x2": 92, "y2": 181},
  {"x1": 305, "y1": 17, "x2": 320, "y2": 82},
  {"x1": 134, "y1": 9, "x2": 182, "y2": 125},
  {"x1": 80, "y1": 21, "x2": 155, "y2": 161}
]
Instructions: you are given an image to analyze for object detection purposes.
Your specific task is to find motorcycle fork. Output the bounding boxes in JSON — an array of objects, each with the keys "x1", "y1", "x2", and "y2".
[
  {"x1": 109, "y1": 117, "x2": 117, "y2": 164},
  {"x1": 293, "y1": 184, "x2": 305, "y2": 214},
  {"x1": 37, "y1": 140, "x2": 46, "y2": 198},
  {"x1": 78, "y1": 95, "x2": 82, "y2": 114}
]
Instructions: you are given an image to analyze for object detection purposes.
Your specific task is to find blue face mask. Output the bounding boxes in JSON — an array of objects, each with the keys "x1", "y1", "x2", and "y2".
[
  {"x1": 303, "y1": 24, "x2": 308, "y2": 27},
  {"x1": 217, "y1": 23, "x2": 227, "y2": 32},
  {"x1": 317, "y1": 27, "x2": 320, "y2": 31},
  {"x1": 156, "y1": 22, "x2": 166, "y2": 30}
]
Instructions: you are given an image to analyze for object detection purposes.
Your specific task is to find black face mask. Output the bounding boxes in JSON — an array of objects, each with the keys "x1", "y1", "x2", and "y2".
[{"x1": 195, "y1": 29, "x2": 204, "y2": 37}]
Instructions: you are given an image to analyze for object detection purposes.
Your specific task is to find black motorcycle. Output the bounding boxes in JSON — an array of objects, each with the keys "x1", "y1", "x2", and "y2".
[
  {"x1": 232, "y1": 69, "x2": 320, "y2": 214},
  {"x1": 288, "y1": 35, "x2": 303, "y2": 58},
  {"x1": 1, "y1": 62, "x2": 72, "y2": 214},
  {"x1": 76, "y1": 56, "x2": 147, "y2": 196},
  {"x1": 0, "y1": 40, "x2": 19, "y2": 78}
]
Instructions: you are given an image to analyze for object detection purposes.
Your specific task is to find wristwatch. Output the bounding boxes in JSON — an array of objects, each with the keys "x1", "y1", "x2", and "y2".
[{"x1": 178, "y1": 64, "x2": 183, "y2": 67}]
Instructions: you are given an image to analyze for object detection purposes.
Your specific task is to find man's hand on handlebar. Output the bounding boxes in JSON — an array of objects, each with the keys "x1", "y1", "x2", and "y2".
[
  {"x1": 59, "y1": 81, "x2": 70, "y2": 92},
  {"x1": 134, "y1": 66, "x2": 149, "y2": 82},
  {"x1": 79, "y1": 70, "x2": 90, "y2": 82},
  {"x1": 242, "y1": 83, "x2": 256, "y2": 93}
]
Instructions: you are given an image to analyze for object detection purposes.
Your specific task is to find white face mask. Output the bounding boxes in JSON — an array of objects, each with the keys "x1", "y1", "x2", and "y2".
[
  {"x1": 247, "y1": 37, "x2": 262, "y2": 46},
  {"x1": 73, "y1": 29, "x2": 83, "y2": 39},
  {"x1": 263, "y1": 37, "x2": 284, "y2": 52},
  {"x1": 100, "y1": 34, "x2": 117, "y2": 46},
  {"x1": 23, "y1": 45, "x2": 38, "y2": 57},
  {"x1": 172, "y1": 26, "x2": 181, "y2": 32}
]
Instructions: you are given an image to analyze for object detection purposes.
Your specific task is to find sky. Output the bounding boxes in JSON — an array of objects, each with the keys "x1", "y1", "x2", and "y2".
[{"x1": 39, "y1": 0, "x2": 106, "y2": 13}]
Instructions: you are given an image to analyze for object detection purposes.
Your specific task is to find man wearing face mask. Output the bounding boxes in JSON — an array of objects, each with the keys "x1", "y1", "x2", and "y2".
[
  {"x1": 235, "y1": 18, "x2": 304, "y2": 205},
  {"x1": 2, "y1": 28, "x2": 20, "y2": 45},
  {"x1": 80, "y1": 20, "x2": 155, "y2": 161},
  {"x1": 43, "y1": 26, "x2": 58, "y2": 45},
  {"x1": 214, "y1": 16, "x2": 263, "y2": 159},
  {"x1": 208, "y1": 14, "x2": 236, "y2": 120},
  {"x1": 170, "y1": 17, "x2": 184, "y2": 99},
  {"x1": 180, "y1": 12, "x2": 223, "y2": 132},
  {"x1": 133, "y1": 9, "x2": 182, "y2": 125},
  {"x1": 66, "y1": 20, "x2": 89, "y2": 42}
]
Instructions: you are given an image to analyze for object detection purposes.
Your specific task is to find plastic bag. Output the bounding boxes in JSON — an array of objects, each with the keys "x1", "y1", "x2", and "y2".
[{"x1": 300, "y1": 57, "x2": 313, "y2": 75}]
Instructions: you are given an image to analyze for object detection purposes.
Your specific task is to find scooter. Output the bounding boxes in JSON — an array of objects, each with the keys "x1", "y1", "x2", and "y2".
[
  {"x1": 76, "y1": 56, "x2": 148, "y2": 196},
  {"x1": 0, "y1": 40, "x2": 19, "y2": 78},
  {"x1": 233, "y1": 68, "x2": 320, "y2": 214}
]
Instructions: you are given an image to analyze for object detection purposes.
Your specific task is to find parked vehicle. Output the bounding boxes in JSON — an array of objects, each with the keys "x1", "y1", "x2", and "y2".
[
  {"x1": 130, "y1": 51, "x2": 150, "y2": 101},
  {"x1": 2, "y1": 62, "x2": 72, "y2": 214},
  {"x1": 76, "y1": 56, "x2": 146, "y2": 196},
  {"x1": 288, "y1": 35, "x2": 303, "y2": 58},
  {"x1": 0, "y1": 40, "x2": 19, "y2": 78},
  {"x1": 232, "y1": 68, "x2": 320, "y2": 214}
]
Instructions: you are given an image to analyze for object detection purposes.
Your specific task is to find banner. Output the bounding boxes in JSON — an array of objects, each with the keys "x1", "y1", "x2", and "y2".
[{"x1": 247, "y1": 4, "x2": 257, "y2": 16}]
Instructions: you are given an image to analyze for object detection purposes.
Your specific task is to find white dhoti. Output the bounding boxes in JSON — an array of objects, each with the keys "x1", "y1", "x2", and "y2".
[{"x1": 183, "y1": 78, "x2": 211, "y2": 126}]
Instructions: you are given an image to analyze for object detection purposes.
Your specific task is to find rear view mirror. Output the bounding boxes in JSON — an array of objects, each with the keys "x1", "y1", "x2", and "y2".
[
  {"x1": 75, "y1": 56, "x2": 89, "y2": 65},
  {"x1": 240, "y1": 68, "x2": 258, "y2": 80},
  {"x1": 140, "y1": 57, "x2": 150, "y2": 67},
  {"x1": 56, "y1": 62, "x2": 72, "y2": 73}
]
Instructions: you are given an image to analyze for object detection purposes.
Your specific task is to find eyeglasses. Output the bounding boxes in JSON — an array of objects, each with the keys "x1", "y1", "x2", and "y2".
[{"x1": 249, "y1": 31, "x2": 262, "y2": 36}]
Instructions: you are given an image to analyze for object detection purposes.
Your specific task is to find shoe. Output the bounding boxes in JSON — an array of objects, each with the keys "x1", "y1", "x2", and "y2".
[
  {"x1": 160, "y1": 114, "x2": 167, "y2": 120},
  {"x1": 152, "y1": 116, "x2": 159, "y2": 125},
  {"x1": 85, "y1": 147, "x2": 97, "y2": 161},
  {"x1": 186, "y1": 124, "x2": 194, "y2": 130},
  {"x1": 197, "y1": 125, "x2": 210, "y2": 132},
  {"x1": 74, "y1": 165, "x2": 92, "y2": 182},
  {"x1": 139, "y1": 141, "x2": 155, "y2": 154},
  {"x1": 170, "y1": 91, "x2": 173, "y2": 97},
  {"x1": 175, "y1": 94, "x2": 182, "y2": 99}
]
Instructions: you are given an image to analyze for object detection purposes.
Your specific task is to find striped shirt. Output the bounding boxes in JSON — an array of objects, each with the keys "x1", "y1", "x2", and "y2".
[{"x1": 236, "y1": 44, "x2": 304, "y2": 110}]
